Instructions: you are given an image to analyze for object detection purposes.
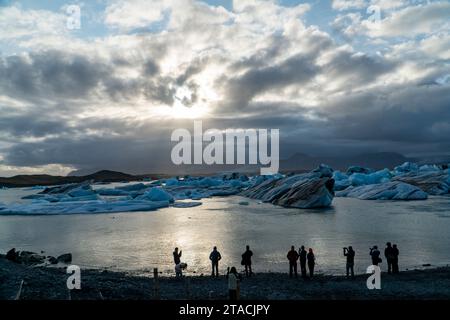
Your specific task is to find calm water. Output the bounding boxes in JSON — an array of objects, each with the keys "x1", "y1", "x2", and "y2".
[{"x1": 1, "y1": 186, "x2": 450, "y2": 276}]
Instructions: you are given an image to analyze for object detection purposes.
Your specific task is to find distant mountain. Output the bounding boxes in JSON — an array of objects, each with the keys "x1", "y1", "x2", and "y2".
[
  {"x1": 0, "y1": 170, "x2": 138, "y2": 188},
  {"x1": 68, "y1": 168, "x2": 105, "y2": 177}
]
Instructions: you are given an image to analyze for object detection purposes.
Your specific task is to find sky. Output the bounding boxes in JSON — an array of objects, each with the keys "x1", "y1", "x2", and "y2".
[{"x1": 0, "y1": 0, "x2": 449, "y2": 176}]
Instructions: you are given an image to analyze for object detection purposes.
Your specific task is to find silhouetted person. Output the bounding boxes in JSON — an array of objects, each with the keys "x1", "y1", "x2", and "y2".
[
  {"x1": 370, "y1": 245, "x2": 381, "y2": 266},
  {"x1": 392, "y1": 244, "x2": 400, "y2": 274},
  {"x1": 287, "y1": 246, "x2": 299, "y2": 278},
  {"x1": 173, "y1": 247, "x2": 182, "y2": 265},
  {"x1": 241, "y1": 245, "x2": 253, "y2": 277},
  {"x1": 227, "y1": 266, "x2": 241, "y2": 300},
  {"x1": 343, "y1": 246, "x2": 355, "y2": 278},
  {"x1": 385, "y1": 242, "x2": 395, "y2": 274},
  {"x1": 209, "y1": 246, "x2": 222, "y2": 277},
  {"x1": 307, "y1": 248, "x2": 315, "y2": 278},
  {"x1": 299, "y1": 246, "x2": 307, "y2": 278},
  {"x1": 175, "y1": 262, "x2": 187, "y2": 277}
]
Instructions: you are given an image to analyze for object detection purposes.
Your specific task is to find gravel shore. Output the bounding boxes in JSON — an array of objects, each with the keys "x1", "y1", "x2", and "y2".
[{"x1": 1, "y1": 256, "x2": 450, "y2": 300}]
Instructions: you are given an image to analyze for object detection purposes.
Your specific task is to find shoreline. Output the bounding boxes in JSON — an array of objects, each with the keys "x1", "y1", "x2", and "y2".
[{"x1": 1, "y1": 256, "x2": 450, "y2": 300}]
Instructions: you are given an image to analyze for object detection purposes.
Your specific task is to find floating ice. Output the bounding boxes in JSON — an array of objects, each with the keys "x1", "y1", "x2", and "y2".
[
  {"x1": 172, "y1": 201, "x2": 202, "y2": 208},
  {"x1": 419, "y1": 164, "x2": 441, "y2": 172},
  {"x1": 349, "y1": 169, "x2": 392, "y2": 187},
  {"x1": 392, "y1": 171, "x2": 450, "y2": 195},
  {"x1": 0, "y1": 199, "x2": 170, "y2": 215},
  {"x1": 96, "y1": 188, "x2": 130, "y2": 196},
  {"x1": 346, "y1": 166, "x2": 374, "y2": 175},
  {"x1": 336, "y1": 181, "x2": 428, "y2": 200},
  {"x1": 136, "y1": 187, "x2": 174, "y2": 203},
  {"x1": 241, "y1": 166, "x2": 335, "y2": 208},
  {"x1": 394, "y1": 162, "x2": 419, "y2": 175},
  {"x1": 115, "y1": 183, "x2": 147, "y2": 192}
]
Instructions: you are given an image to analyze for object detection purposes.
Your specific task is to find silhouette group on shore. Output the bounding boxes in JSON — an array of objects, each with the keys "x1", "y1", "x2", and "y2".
[
  {"x1": 385, "y1": 242, "x2": 400, "y2": 274},
  {"x1": 171, "y1": 242, "x2": 400, "y2": 281}
]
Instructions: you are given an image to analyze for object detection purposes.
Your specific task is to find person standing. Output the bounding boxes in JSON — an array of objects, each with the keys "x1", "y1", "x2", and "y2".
[
  {"x1": 385, "y1": 242, "x2": 395, "y2": 274},
  {"x1": 173, "y1": 247, "x2": 182, "y2": 265},
  {"x1": 241, "y1": 245, "x2": 253, "y2": 277},
  {"x1": 370, "y1": 246, "x2": 381, "y2": 266},
  {"x1": 287, "y1": 246, "x2": 299, "y2": 278},
  {"x1": 392, "y1": 244, "x2": 400, "y2": 274},
  {"x1": 299, "y1": 246, "x2": 307, "y2": 279},
  {"x1": 307, "y1": 248, "x2": 315, "y2": 278},
  {"x1": 227, "y1": 267, "x2": 241, "y2": 300},
  {"x1": 343, "y1": 246, "x2": 355, "y2": 278},
  {"x1": 209, "y1": 246, "x2": 222, "y2": 277}
]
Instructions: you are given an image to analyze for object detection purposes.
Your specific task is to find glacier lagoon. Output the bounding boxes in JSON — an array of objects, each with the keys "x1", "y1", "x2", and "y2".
[{"x1": 1, "y1": 185, "x2": 450, "y2": 276}]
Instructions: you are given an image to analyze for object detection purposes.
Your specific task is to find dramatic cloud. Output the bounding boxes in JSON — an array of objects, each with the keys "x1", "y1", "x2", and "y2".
[{"x1": 0, "y1": 0, "x2": 449, "y2": 175}]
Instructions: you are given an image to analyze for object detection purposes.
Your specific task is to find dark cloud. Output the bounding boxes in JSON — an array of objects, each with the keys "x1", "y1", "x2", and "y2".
[
  {"x1": 322, "y1": 51, "x2": 397, "y2": 91},
  {"x1": 0, "y1": 51, "x2": 111, "y2": 101},
  {"x1": 0, "y1": 13, "x2": 449, "y2": 174},
  {"x1": 0, "y1": 113, "x2": 70, "y2": 138},
  {"x1": 221, "y1": 53, "x2": 319, "y2": 109}
]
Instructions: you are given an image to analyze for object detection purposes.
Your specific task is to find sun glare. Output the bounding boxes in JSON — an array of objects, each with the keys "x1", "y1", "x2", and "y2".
[{"x1": 153, "y1": 85, "x2": 213, "y2": 119}]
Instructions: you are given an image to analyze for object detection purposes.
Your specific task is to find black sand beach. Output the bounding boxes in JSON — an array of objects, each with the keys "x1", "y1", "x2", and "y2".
[{"x1": 1, "y1": 256, "x2": 449, "y2": 300}]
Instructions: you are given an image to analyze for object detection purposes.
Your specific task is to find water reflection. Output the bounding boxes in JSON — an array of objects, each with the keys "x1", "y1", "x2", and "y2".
[{"x1": 0, "y1": 192, "x2": 450, "y2": 276}]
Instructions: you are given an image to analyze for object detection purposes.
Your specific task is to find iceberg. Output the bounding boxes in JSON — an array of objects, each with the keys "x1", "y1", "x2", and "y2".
[
  {"x1": 115, "y1": 183, "x2": 147, "y2": 192},
  {"x1": 164, "y1": 178, "x2": 180, "y2": 186},
  {"x1": 241, "y1": 166, "x2": 335, "y2": 208},
  {"x1": 172, "y1": 201, "x2": 202, "y2": 208},
  {"x1": 40, "y1": 181, "x2": 92, "y2": 195},
  {"x1": 348, "y1": 169, "x2": 392, "y2": 186},
  {"x1": 136, "y1": 187, "x2": 174, "y2": 203},
  {"x1": 346, "y1": 166, "x2": 374, "y2": 175},
  {"x1": 419, "y1": 164, "x2": 441, "y2": 172},
  {"x1": 336, "y1": 181, "x2": 428, "y2": 200},
  {"x1": 392, "y1": 171, "x2": 450, "y2": 195},
  {"x1": 67, "y1": 185, "x2": 96, "y2": 197},
  {"x1": 394, "y1": 162, "x2": 419, "y2": 175},
  {"x1": 0, "y1": 199, "x2": 170, "y2": 215},
  {"x1": 96, "y1": 188, "x2": 130, "y2": 196},
  {"x1": 332, "y1": 171, "x2": 351, "y2": 191}
]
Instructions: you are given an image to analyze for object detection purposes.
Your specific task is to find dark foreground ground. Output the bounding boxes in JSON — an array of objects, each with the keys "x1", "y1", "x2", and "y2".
[{"x1": 1, "y1": 257, "x2": 449, "y2": 300}]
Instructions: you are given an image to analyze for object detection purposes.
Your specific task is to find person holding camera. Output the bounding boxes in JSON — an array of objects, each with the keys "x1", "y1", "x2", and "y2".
[{"x1": 343, "y1": 246, "x2": 355, "y2": 278}]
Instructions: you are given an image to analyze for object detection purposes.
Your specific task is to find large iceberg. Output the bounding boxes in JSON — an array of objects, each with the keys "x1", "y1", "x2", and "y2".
[
  {"x1": 241, "y1": 166, "x2": 335, "y2": 208},
  {"x1": 336, "y1": 181, "x2": 428, "y2": 200},
  {"x1": 392, "y1": 171, "x2": 450, "y2": 195},
  {"x1": 0, "y1": 200, "x2": 170, "y2": 215}
]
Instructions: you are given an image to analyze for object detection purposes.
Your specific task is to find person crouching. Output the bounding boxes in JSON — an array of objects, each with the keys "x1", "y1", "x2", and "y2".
[{"x1": 175, "y1": 262, "x2": 188, "y2": 277}]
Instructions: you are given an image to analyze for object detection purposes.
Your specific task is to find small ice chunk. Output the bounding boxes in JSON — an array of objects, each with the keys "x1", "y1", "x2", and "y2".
[
  {"x1": 172, "y1": 202, "x2": 202, "y2": 208},
  {"x1": 137, "y1": 187, "x2": 174, "y2": 203}
]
